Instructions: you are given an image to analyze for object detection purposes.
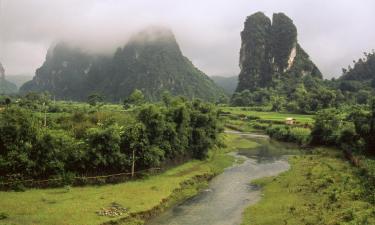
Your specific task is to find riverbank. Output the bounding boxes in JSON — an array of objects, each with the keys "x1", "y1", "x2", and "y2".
[
  {"x1": 145, "y1": 133, "x2": 292, "y2": 225},
  {"x1": 0, "y1": 135, "x2": 238, "y2": 225},
  {"x1": 242, "y1": 148, "x2": 375, "y2": 225}
]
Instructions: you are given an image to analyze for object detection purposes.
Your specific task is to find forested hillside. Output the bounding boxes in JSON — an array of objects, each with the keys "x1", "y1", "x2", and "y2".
[
  {"x1": 21, "y1": 27, "x2": 225, "y2": 102},
  {"x1": 211, "y1": 75, "x2": 238, "y2": 94}
]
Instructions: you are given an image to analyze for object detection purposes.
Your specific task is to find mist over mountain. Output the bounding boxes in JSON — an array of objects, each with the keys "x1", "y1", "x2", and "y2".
[
  {"x1": 20, "y1": 27, "x2": 225, "y2": 101},
  {"x1": 0, "y1": 62, "x2": 18, "y2": 94},
  {"x1": 211, "y1": 76, "x2": 238, "y2": 95},
  {"x1": 5, "y1": 75, "x2": 33, "y2": 89}
]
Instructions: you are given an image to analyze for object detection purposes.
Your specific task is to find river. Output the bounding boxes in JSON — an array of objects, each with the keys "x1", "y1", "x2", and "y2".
[{"x1": 147, "y1": 133, "x2": 300, "y2": 225}]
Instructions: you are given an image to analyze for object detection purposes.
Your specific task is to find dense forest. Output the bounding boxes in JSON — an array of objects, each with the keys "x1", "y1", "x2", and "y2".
[{"x1": 0, "y1": 91, "x2": 221, "y2": 188}]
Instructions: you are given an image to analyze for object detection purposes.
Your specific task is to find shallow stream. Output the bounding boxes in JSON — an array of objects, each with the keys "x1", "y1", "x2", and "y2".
[{"x1": 147, "y1": 133, "x2": 300, "y2": 225}]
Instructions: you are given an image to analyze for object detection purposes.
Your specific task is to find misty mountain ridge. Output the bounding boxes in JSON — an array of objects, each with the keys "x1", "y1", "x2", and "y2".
[
  {"x1": 21, "y1": 27, "x2": 225, "y2": 101},
  {"x1": 0, "y1": 62, "x2": 18, "y2": 94},
  {"x1": 4, "y1": 75, "x2": 33, "y2": 90},
  {"x1": 211, "y1": 76, "x2": 238, "y2": 95}
]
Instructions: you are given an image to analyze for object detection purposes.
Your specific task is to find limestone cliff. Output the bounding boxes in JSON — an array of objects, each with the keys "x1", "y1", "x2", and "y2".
[{"x1": 236, "y1": 12, "x2": 321, "y2": 92}]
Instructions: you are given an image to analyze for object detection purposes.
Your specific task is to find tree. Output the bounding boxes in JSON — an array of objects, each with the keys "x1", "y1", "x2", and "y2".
[
  {"x1": 4, "y1": 98, "x2": 11, "y2": 107},
  {"x1": 123, "y1": 89, "x2": 145, "y2": 109},
  {"x1": 85, "y1": 125, "x2": 126, "y2": 173},
  {"x1": 352, "y1": 98, "x2": 375, "y2": 154},
  {"x1": 369, "y1": 98, "x2": 375, "y2": 154},
  {"x1": 121, "y1": 123, "x2": 148, "y2": 177},
  {"x1": 310, "y1": 109, "x2": 343, "y2": 145},
  {"x1": 271, "y1": 95, "x2": 285, "y2": 112},
  {"x1": 0, "y1": 107, "x2": 39, "y2": 178},
  {"x1": 356, "y1": 90, "x2": 370, "y2": 105},
  {"x1": 87, "y1": 93, "x2": 104, "y2": 108},
  {"x1": 161, "y1": 91, "x2": 172, "y2": 106}
]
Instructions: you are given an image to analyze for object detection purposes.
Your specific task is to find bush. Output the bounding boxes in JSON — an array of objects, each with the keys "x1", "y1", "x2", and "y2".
[
  {"x1": 0, "y1": 212, "x2": 9, "y2": 220},
  {"x1": 266, "y1": 125, "x2": 311, "y2": 145},
  {"x1": 288, "y1": 127, "x2": 311, "y2": 145}
]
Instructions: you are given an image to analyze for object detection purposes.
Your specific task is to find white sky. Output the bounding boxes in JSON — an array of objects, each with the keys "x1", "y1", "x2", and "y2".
[{"x1": 0, "y1": 0, "x2": 374, "y2": 78}]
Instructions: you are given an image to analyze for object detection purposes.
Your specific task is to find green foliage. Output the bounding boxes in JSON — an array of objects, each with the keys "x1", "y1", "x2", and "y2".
[
  {"x1": 242, "y1": 151, "x2": 375, "y2": 225},
  {"x1": 0, "y1": 106, "x2": 39, "y2": 178},
  {"x1": 310, "y1": 109, "x2": 344, "y2": 145},
  {"x1": 341, "y1": 51, "x2": 375, "y2": 82},
  {"x1": 266, "y1": 125, "x2": 311, "y2": 145},
  {"x1": 0, "y1": 95, "x2": 221, "y2": 185},
  {"x1": 85, "y1": 125, "x2": 126, "y2": 172},
  {"x1": 20, "y1": 29, "x2": 224, "y2": 102},
  {"x1": 309, "y1": 102, "x2": 375, "y2": 155},
  {"x1": 87, "y1": 93, "x2": 104, "y2": 107},
  {"x1": 123, "y1": 89, "x2": 145, "y2": 109}
]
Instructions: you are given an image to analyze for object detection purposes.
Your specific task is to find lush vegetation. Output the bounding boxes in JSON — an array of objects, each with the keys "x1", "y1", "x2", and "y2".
[
  {"x1": 0, "y1": 134, "x2": 237, "y2": 225},
  {"x1": 232, "y1": 13, "x2": 375, "y2": 116},
  {"x1": 310, "y1": 101, "x2": 375, "y2": 155},
  {"x1": 242, "y1": 149, "x2": 375, "y2": 225},
  {"x1": 0, "y1": 91, "x2": 222, "y2": 188}
]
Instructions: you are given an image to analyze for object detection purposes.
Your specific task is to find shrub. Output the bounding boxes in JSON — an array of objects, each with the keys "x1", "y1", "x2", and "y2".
[{"x1": 288, "y1": 127, "x2": 311, "y2": 145}]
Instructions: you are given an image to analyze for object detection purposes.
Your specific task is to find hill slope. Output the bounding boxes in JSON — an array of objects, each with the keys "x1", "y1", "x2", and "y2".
[
  {"x1": 21, "y1": 27, "x2": 224, "y2": 102},
  {"x1": 5, "y1": 75, "x2": 33, "y2": 89},
  {"x1": 338, "y1": 51, "x2": 375, "y2": 92},
  {"x1": 0, "y1": 62, "x2": 18, "y2": 94},
  {"x1": 211, "y1": 76, "x2": 238, "y2": 94}
]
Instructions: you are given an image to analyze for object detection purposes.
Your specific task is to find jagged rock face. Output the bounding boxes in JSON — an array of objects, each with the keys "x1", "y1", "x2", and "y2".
[
  {"x1": 21, "y1": 27, "x2": 225, "y2": 101},
  {"x1": 237, "y1": 12, "x2": 272, "y2": 92},
  {"x1": 270, "y1": 13, "x2": 297, "y2": 73},
  {"x1": 20, "y1": 42, "x2": 94, "y2": 99},
  {"x1": 236, "y1": 12, "x2": 322, "y2": 92}
]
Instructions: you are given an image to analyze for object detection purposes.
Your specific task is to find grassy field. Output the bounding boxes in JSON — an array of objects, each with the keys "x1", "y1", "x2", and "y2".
[
  {"x1": 241, "y1": 148, "x2": 375, "y2": 225},
  {"x1": 0, "y1": 134, "x2": 240, "y2": 225},
  {"x1": 221, "y1": 107, "x2": 314, "y2": 124}
]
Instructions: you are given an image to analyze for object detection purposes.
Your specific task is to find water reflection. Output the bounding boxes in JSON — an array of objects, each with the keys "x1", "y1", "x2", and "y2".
[
  {"x1": 146, "y1": 134, "x2": 296, "y2": 225},
  {"x1": 238, "y1": 137, "x2": 301, "y2": 163}
]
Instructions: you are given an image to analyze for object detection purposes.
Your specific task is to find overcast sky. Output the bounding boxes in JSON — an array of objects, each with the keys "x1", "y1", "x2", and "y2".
[{"x1": 0, "y1": 0, "x2": 374, "y2": 78}]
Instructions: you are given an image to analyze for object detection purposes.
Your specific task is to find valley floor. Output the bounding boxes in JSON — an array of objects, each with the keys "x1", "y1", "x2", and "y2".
[{"x1": 0, "y1": 135, "x2": 237, "y2": 225}]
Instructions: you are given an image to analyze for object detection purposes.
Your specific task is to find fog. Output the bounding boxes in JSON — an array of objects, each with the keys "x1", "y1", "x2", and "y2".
[{"x1": 0, "y1": 0, "x2": 374, "y2": 78}]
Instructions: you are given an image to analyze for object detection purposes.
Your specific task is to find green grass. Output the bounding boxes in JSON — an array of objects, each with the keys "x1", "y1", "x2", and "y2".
[
  {"x1": 225, "y1": 118, "x2": 261, "y2": 132},
  {"x1": 0, "y1": 134, "x2": 241, "y2": 225},
  {"x1": 242, "y1": 148, "x2": 375, "y2": 225},
  {"x1": 221, "y1": 107, "x2": 314, "y2": 124}
]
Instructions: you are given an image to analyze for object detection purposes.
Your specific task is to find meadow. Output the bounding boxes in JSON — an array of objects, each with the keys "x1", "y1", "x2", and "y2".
[
  {"x1": 241, "y1": 148, "x2": 375, "y2": 225},
  {"x1": 220, "y1": 107, "x2": 315, "y2": 124}
]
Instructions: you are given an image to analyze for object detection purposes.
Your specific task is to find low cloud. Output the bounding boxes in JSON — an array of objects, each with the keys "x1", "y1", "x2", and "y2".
[{"x1": 0, "y1": 0, "x2": 374, "y2": 78}]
